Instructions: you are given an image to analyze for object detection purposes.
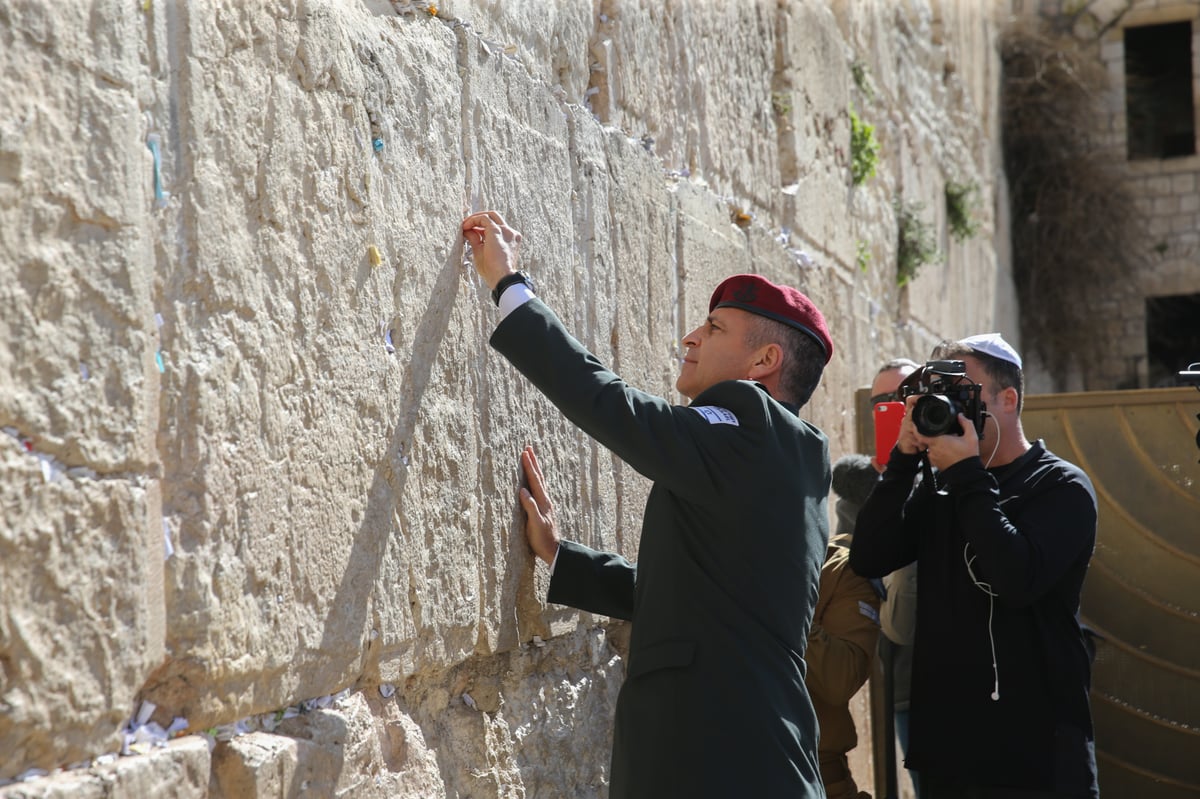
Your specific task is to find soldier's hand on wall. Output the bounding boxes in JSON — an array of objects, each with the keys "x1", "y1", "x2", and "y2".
[
  {"x1": 519, "y1": 445, "x2": 560, "y2": 565},
  {"x1": 461, "y1": 210, "x2": 522, "y2": 291}
]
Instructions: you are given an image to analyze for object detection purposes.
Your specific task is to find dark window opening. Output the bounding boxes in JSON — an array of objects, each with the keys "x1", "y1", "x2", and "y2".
[
  {"x1": 1146, "y1": 292, "x2": 1200, "y2": 386},
  {"x1": 1125, "y1": 22, "x2": 1196, "y2": 160}
]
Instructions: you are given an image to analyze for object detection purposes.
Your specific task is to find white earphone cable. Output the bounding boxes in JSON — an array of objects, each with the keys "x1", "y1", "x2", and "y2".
[
  {"x1": 964, "y1": 543, "x2": 1000, "y2": 701},
  {"x1": 982, "y1": 412, "x2": 1001, "y2": 469}
]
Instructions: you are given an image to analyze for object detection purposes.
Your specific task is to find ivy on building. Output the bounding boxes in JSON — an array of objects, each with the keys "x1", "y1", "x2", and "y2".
[{"x1": 1001, "y1": 23, "x2": 1145, "y2": 383}]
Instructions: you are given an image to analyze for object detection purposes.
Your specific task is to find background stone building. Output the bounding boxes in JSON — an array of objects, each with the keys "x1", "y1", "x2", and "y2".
[
  {"x1": 1011, "y1": 0, "x2": 1200, "y2": 392},
  {"x1": 1100, "y1": 0, "x2": 1200, "y2": 388},
  {"x1": 1, "y1": 1, "x2": 1012, "y2": 796}
]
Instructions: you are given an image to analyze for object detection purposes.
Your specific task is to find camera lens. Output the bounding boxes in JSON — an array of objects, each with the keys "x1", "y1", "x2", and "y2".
[{"x1": 913, "y1": 395, "x2": 962, "y2": 436}]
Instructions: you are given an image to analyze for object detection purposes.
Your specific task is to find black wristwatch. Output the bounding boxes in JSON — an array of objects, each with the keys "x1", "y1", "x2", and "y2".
[{"x1": 491, "y1": 271, "x2": 535, "y2": 306}]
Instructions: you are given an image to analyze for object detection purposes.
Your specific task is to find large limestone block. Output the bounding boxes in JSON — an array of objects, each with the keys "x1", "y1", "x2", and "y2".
[
  {"x1": 934, "y1": 0, "x2": 1003, "y2": 147},
  {"x1": 0, "y1": 738, "x2": 210, "y2": 799},
  {"x1": 0, "y1": 446, "x2": 164, "y2": 777},
  {"x1": 500, "y1": 628, "x2": 624, "y2": 798},
  {"x1": 776, "y1": 1, "x2": 858, "y2": 263},
  {"x1": 523, "y1": 107, "x2": 627, "y2": 583},
  {"x1": 672, "y1": 179, "x2": 755, "y2": 325},
  {"x1": 208, "y1": 630, "x2": 623, "y2": 799},
  {"x1": 147, "y1": 1, "x2": 475, "y2": 728},
  {"x1": 600, "y1": 127, "x2": 680, "y2": 560},
  {"x1": 209, "y1": 692, "x2": 444, "y2": 798},
  {"x1": 590, "y1": 1, "x2": 784, "y2": 210},
  {"x1": 434, "y1": 0, "x2": 595, "y2": 104},
  {"x1": 398, "y1": 626, "x2": 624, "y2": 799},
  {"x1": 0, "y1": 2, "x2": 156, "y2": 471},
  {"x1": 404, "y1": 23, "x2": 586, "y2": 662},
  {"x1": 601, "y1": 129, "x2": 681, "y2": 408},
  {"x1": 0, "y1": 0, "x2": 165, "y2": 779}
]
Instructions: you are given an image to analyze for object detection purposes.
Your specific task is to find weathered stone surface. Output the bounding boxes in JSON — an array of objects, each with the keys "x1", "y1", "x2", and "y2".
[
  {"x1": 398, "y1": 625, "x2": 625, "y2": 799},
  {"x1": 439, "y1": 0, "x2": 595, "y2": 104},
  {"x1": 209, "y1": 693, "x2": 446, "y2": 798},
  {"x1": 0, "y1": 0, "x2": 164, "y2": 779},
  {"x1": 590, "y1": 1, "x2": 787, "y2": 212},
  {"x1": 0, "y1": 0, "x2": 1012, "y2": 793},
  {"x1": 0, "y1": 452, "x2": 163, "y2": 775},
  {"x1": 0, "y1": 738, "x2": 209, "y2": 799},
  {"x1": 777, "y1": 1, "x2": 858, "y2": 263},
  {"x1": 204, "y1": 627, "x2": 622, "y2": 799},
  {"x1": 148, "y1": 1, "x2": 476, "y2": 728}
]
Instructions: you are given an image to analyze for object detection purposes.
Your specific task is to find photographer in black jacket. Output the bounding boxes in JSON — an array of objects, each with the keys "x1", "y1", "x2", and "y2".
[{"x1": 850, "y1": 334, "x2": 1099, "y2": 799}]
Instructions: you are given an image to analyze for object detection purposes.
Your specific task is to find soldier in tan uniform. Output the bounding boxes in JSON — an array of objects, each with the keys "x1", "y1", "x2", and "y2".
[{"x1": 810, "y1": 454, "x2": 884, "y2": 798}]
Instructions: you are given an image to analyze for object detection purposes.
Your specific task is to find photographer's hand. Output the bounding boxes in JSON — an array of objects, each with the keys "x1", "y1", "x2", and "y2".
[
  {"x1": 894, "y1": 397, "x2": 923, "y2": 456},
  {"x1": 916, "y1": 413, "x2": 979, "y2": 471}
]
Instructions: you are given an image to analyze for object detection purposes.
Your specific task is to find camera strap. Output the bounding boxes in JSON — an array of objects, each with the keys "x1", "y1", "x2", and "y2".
[{"x1": 920, "y1": 455, "x2": 943, "y2": 496}]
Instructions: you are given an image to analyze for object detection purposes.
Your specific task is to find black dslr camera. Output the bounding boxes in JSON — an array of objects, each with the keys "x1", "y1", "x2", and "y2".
[{"x1": 899, "y1": 360, "x2": 987, "y2": 437}]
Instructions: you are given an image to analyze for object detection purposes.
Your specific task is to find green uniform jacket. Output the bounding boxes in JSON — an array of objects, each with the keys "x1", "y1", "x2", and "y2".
[{"x1": 491, "y1": 299, "x2": 830, "y2": 799}]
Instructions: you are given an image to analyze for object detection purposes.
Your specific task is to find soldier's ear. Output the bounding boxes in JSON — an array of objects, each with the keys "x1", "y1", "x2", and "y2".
[{"x1": 747, "y1": 342, "x2": 783, "y2": 380}]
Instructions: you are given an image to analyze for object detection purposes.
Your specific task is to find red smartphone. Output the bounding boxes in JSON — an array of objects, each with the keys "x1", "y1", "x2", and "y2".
[{"x1": 873, "y1": 401, "x2": 906, "y2": 465}]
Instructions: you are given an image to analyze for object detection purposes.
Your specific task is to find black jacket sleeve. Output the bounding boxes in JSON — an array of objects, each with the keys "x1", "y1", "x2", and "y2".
[
  {"x1": 490, "y1": 299, "x2": 762, "y2": 503},
  {"x1": 848, "y1": 447, "x2": 924, "y2": 578},
  {"x1": 939, "y1": 455, "x2": 1096, "y2": 607},
  {"x1": 547, "y1": 539, "x2": 636, "y2": 620}
]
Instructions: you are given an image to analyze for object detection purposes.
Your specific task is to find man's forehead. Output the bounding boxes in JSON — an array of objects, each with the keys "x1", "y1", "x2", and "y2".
[
  {"x1": 959, "y1": 355, "x2": 992, "y2": 386},
  {"x1": 872, "y1": 365, "x2": 915, "y2": 394},
  {"x1": 708, "y1": 306, "x2": 751, "y2": 325}
]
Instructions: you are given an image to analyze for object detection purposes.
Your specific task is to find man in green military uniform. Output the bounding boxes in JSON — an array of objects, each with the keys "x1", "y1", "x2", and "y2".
[{"x1": 462, "y1": 210, "x2": 833, "y2": 799}]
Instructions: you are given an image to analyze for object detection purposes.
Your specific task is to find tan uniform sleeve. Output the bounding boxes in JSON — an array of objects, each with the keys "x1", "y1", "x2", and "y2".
[
  {"x1": 880, "y1": 561, "x2": 918, "y2": 645},
  {"x1": 805, "y1": 547, "x2": 882, "y2": 706}
]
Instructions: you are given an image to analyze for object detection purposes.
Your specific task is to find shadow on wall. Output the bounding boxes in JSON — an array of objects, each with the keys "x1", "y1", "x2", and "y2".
[{"x1": 321, "y1": 241, "x2": 466, "y2": 667}]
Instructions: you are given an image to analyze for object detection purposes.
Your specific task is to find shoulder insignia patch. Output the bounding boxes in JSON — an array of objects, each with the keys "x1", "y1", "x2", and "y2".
[
  {"x1": 690, "y1": 406, "x2": 740, "y2": 426},
  {"x1": 859, "y1": 601, "x2": 880, "y2": 625}
]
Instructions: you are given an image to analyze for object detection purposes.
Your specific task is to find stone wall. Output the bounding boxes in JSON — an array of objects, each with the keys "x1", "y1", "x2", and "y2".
[{"x1": 0, "y1": 0, "x2": 1010, "y2": 796}]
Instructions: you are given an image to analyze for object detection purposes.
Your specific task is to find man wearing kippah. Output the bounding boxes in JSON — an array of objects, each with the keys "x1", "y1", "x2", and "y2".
[
  {"x1": 462, "y1": 211, "x2": 830, "y2": 799},
  {"x1": 850, "y1": 335, "x2": 1099, "y2": 799}
]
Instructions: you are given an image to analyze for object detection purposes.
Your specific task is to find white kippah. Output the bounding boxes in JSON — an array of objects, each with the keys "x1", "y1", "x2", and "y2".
[{"x1": 960, "y1": 333, "x2": 1022, "y2": 369}]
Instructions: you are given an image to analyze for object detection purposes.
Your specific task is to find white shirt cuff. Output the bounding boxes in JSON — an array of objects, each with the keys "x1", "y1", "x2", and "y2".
[
  {"x1": 498, "y1": 283, "x2": 536, "y2": 319},
  {"x1": 548, "y1": 543, "x2": 559, "y2": 574}
]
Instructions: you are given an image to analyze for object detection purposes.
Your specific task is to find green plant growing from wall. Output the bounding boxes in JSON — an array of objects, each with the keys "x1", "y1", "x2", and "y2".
[
  {"x1": 771, "y1": 91, "x2": 792, "y2": 117},
  {"x1": 945, "y1": 180, "x2": 980, "y2": 241},
  {"x1": 851, "y1": 60, "x2": 876, "y2": 101},
  {"x1": 895, "y1": 199, "x2": 939, "y2": 286},
  {"x1": 855, "y1": 240, "x2": 871, "y2": 272},
  {"x1": 849, "y1": 105, "x2": 879, "y2": 185}
]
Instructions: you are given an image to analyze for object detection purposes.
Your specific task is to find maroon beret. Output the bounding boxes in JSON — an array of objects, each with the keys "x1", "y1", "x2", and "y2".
[{"x1": 709, "y1": 274, "x2": 833, "y2": 364}]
